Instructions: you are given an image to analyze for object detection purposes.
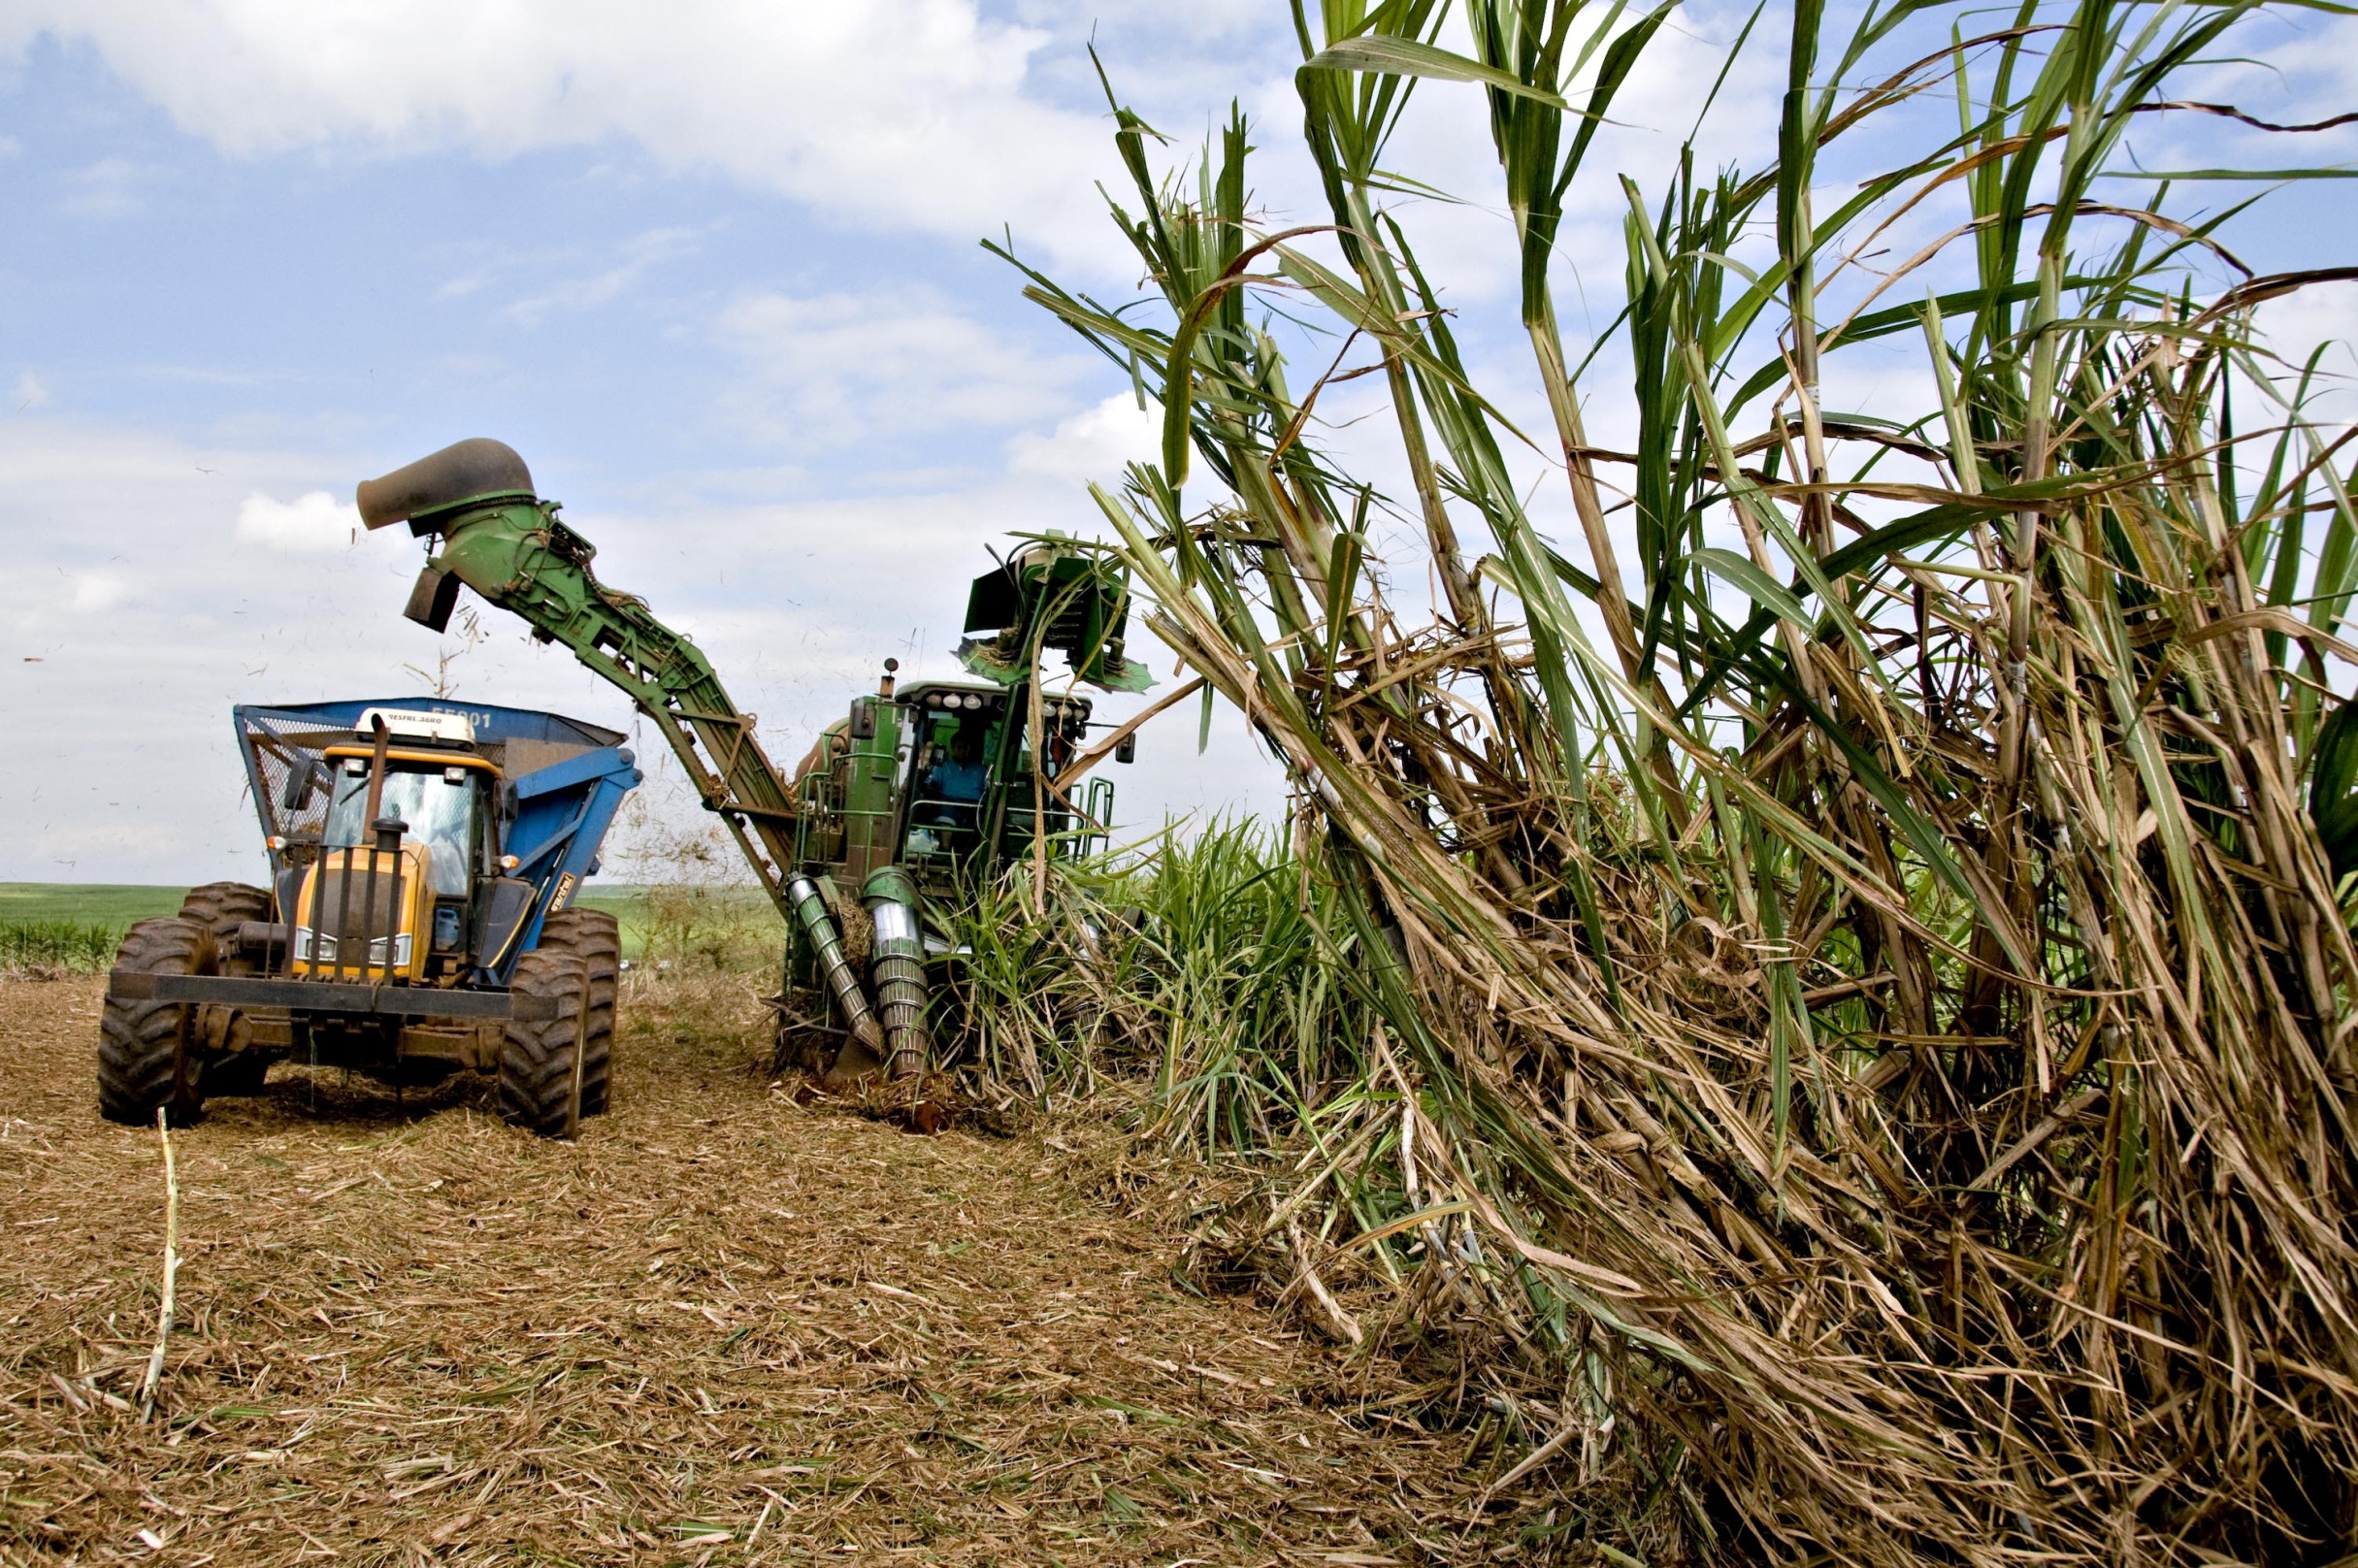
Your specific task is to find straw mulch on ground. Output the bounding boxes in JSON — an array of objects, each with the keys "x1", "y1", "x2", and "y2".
[{"x1": 0, "y1": 977, "x2": 1512, "y2": 1566}]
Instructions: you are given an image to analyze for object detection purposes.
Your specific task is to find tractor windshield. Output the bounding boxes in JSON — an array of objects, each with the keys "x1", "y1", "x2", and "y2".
[{"x1": 324, "y1": 761, "x2": 481, "y2": 897}]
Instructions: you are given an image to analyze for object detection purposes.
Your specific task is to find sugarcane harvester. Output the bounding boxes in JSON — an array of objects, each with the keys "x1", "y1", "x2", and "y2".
[{"x1": 357, "y1": 439, "x2": 1150, "y2": 1088}]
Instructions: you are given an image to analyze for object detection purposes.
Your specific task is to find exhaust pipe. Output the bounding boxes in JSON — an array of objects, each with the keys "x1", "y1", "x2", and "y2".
[{"x1": 862, "y1": 867, "x2": 931, "y2": 1081}]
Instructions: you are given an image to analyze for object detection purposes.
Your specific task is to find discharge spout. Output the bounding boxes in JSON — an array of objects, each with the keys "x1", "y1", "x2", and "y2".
[{"x1": 357, "y1": 438, "x2": 536, "y2": 533}]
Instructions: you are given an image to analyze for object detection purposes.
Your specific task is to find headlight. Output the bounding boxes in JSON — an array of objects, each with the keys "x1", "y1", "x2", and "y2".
[{"x1": 293, "y1": 930, "x2": 410, "y2": 967}]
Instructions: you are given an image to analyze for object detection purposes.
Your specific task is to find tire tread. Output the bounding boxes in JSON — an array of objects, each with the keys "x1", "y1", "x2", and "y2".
[
  {"x1": 98, "y1": 918, "x2": 214, "y2": 1127},
  {"x1": 499, "y1": 947, "x2": 587, "y2": 1137},
  {"x1": 178, "y1": 881, "x2": 272, "y2": 976},
  {"x1": 536, "y1": 909, "x2": 618, "y2": 1116}
]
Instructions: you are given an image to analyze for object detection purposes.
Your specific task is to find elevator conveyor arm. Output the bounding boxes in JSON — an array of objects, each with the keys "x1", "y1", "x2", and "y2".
[{"x1": 358, "y1": 439, "x2": 802, "y2": 922}]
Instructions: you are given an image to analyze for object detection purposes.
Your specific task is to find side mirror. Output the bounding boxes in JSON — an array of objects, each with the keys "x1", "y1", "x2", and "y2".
[
  {"x1": 1114, "y1": 735, "x2": 1136, "y2": 765},
  {"x1": 280, "y1": 758, "x2": 323, "y2": 810},
  {"x1": 497, "y1": 779, "x2": 520, "y2": 822},
  {"x1": 848, "y1": 698, "x2": 876, "y2": 740}
]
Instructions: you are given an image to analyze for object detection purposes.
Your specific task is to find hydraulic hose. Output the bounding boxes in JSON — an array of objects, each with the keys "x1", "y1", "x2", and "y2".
[
  {"x1": 785, "y1": 876, "x2": 885, "y2": 1081},
  {"x1": 861, "y1": 866, "x2": 931, "y2": 1081}
]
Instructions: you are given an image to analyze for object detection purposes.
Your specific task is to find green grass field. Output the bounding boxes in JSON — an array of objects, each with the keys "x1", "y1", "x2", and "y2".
[
  {"x1": 0, "y1": 882, "x2": 776, "y2": 967},
  {"x1": 0, "y1": 885, "x2": 187, "y2": 970},
  {"x1": 0, "y1": 883, "x2": 189, "y2": 928}
]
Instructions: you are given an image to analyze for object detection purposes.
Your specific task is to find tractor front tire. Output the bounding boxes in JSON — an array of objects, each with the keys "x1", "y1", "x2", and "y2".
[
  {"x1": 179, "y1": 881, "x2": 272, "y2": 975},
  {"x1": 536, "y1": 909, "x2": 618, "y2": 1116},
  {"x1": 98, "y1": 918, "x2": 215, "y2": 1127},
  {"x1": 178, "y1": 880, "x2": 277, "y2": 1088},
  {"x1": 499, "y1": 947, "x2": 588, "y2": 1138}
]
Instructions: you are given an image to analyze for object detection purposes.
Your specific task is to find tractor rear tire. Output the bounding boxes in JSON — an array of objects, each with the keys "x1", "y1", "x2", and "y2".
[
  {"x1": 498, "y1": 946, "x2": 588, "y2": 1138},
  {"x1": 178, "y1": 881, "x2": 272, "y2": 975},
  {"x1": 98, "y1": 918, "x2": 215, "y2": 1127},
  {"x1": 536, "y1": 909, "x2": 618, "y2": 1116}
]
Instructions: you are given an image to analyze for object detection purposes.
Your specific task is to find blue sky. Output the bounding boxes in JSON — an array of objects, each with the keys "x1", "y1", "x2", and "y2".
[
  {"x1": 3, "y1": 0, "x2": 2353, "y2": 883},
  {"x1": 0, "y1": 2, "x2": 1309, "y2": 883}
]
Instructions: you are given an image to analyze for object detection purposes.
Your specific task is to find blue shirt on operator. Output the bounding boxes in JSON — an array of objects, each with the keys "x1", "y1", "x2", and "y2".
[{"x1": 928, "y1": 754, "x2": 987, "y2": 803}]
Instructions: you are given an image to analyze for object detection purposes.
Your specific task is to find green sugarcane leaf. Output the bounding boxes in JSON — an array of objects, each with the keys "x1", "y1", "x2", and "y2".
[
  {"x1": 1154, "y1": 224, "x2": 1338, "y2": 490},
  {"x1": 1323, "y1": 526, "x2": 1364, "y2": 680},
  {"x1": 1558, "y1": 0, "x2": 1678, "y2": 197},
  {"x1": 2309, "y1": 701, "x2": 2358, "y2": 877},
  {"x1": 2103, "y1": 166, "x2": 2358, "y2": 181},
  {"x1": 1691, "y1": 546, "x2": 1812, "y2": 629},
  {"x1": 1671, "y1": 496, "x2": 2009, "y2": 721},
  {"x1": 1272, "y1": 242, "x2": 1546, "y2": 454},
  {"x1": 1724, "y1": 275, "x2": 2116, "y2": 411},
  {"x1": 1302, "y1": 34, "x2": 1570, "y2": 109},
  {"x1": 1749, "y1": 652, "x2": 1981, "y2": 911},
  {"x1": 2314, "y1": 701, "x2": 2358, "y2": 804},
  {"x1": 2317, "y1": 797, "x2": 2358, "y2": 884}
]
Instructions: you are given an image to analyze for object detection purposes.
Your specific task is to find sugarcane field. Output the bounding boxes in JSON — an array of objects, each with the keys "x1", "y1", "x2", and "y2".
[{"x1": 5, "y1": 2, "x2": 2357, "y2": 1564}]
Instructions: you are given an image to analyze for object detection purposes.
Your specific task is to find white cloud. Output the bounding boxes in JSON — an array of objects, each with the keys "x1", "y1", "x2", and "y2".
[
  {"x1": 1009, "y1": 0, "x2": 1270, "y2": 43},
  {"x1": 2257, "y1": 280, "x2": 2358, "y2": 368},
  {"x1": 66, "y1": 572, "x2": 126, "y2": 612},
  {"x1": 0, "y1": 416, "x2": 1284, "y2": 881},
  {"x1": 1006, "y1": 391, "x2": 1160, "y2": 481},
  {"x1": 59, "y1": 154, "x2": 147, "y2": 217},
  {"x1": 15, "y1": 370, "x2": 49, "y2": 408},
  {"x1": 2251, "y1": 280, "x2": 2358, "y2": 427},
  {"x1": 234, "y1": 490, "x2": 361, "y2": 553},
  {"x1": 3, "y1": 1, "x2": 1130, "y2": 273},
  {"x1": 718, "y1": 287, "x2": 1084, "y2": 446},
  {"x1": 502, "y1": 226, "x2": 704, "y2": 326},
  {"x1": 2164, "y1": 12, "x2": 2358, "y2": 172}
]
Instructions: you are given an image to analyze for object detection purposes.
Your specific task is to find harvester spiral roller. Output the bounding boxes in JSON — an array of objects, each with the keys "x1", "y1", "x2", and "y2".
[
  {"x1": 785, "y1": 876, "x2": 888, "y2": 1085},
  {"x1": 862, "y1": 867, "x2": 931, "y2": 1081}
]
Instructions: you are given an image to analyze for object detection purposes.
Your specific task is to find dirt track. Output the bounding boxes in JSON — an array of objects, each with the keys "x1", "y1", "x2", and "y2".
[{"x1": 0, "y1": 978, "x2": 1486, "y2": 1566}]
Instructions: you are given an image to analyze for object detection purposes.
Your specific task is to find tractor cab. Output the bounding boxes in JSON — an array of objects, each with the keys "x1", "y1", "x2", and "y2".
[
  {"x1": 271, "y1": 709, "x2": 510, "y2": 984},
  {"x1": 320, "y1": 748, "x2": 495, "y2": 898},
  {"x1": 314, "y1": 724, "x2": 503, "y2": 969}
]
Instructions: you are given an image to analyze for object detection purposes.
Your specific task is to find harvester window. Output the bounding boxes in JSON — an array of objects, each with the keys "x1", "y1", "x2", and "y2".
[
  {"x1": 323, "y1": 763, "x2": 482, "y2": 898},
  {"x1": 910, "y1": 717, "x2": 989, "y2": 834}
]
